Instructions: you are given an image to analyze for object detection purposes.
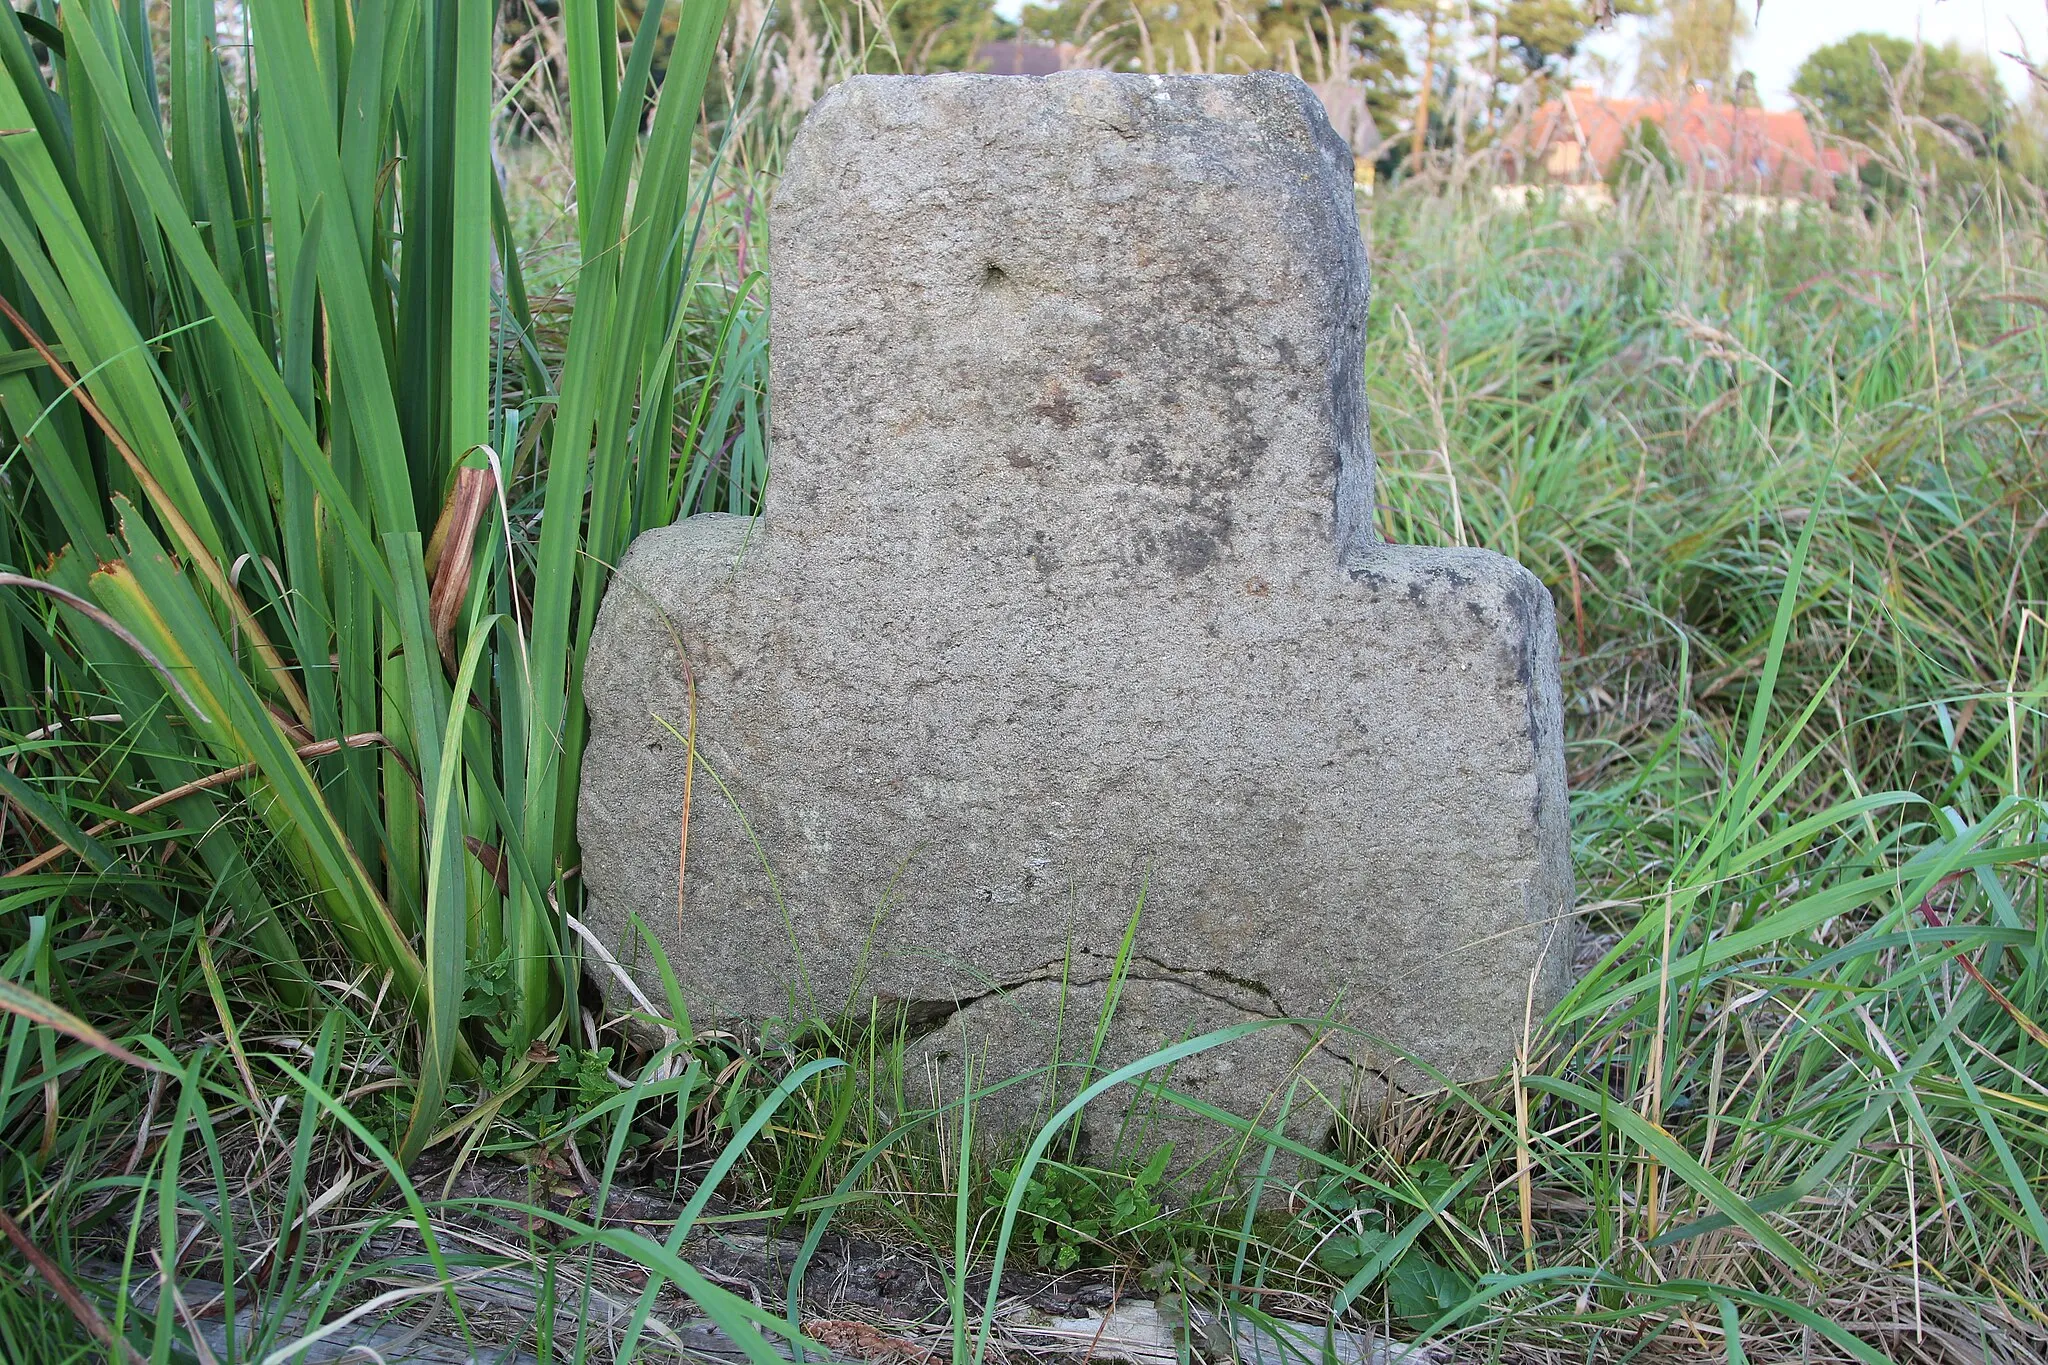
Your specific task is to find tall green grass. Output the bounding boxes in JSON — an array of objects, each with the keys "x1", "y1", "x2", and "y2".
[
  {"x1": 1336, "y1": 186, "x2": 2045, "y2": 1356},
  {"x1": 0, "y1": 0, "x2": 768, "y2": 1165}
]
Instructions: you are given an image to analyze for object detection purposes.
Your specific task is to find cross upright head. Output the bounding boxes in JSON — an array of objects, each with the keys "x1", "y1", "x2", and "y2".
[{"x1": 769, "y1": 71, "x2": 1383, "y2": 572}]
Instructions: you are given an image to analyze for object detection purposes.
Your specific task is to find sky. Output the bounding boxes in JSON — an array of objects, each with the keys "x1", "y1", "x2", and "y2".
[{"x1": 985, "y1": 1, "x2": 2048, "y2": 109}]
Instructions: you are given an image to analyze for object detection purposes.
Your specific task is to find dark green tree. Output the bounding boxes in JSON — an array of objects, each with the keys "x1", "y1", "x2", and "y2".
[
  {"x1": 1489, "y1": 0, "x2": 1648, "y2": 83},
  {"x1": 1792, "y1": 32, "x2": 2008, "y2": 153},
  {"x1": 1636, "y1": 0, "x2": 1747, "y2": 100}
]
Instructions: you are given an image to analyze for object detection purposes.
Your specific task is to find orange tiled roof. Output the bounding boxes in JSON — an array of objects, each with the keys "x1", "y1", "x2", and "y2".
[{"x1": 1508, "y1": 89, "x2": 1851, "y2": 199}]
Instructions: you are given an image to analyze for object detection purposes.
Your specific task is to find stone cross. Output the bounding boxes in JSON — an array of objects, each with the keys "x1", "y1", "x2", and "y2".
[{"x1": 579, "y1": 72, "x2": 1573, "y2": 1170}]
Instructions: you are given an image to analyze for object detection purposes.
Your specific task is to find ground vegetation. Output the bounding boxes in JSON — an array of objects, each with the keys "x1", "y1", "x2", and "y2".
[{"x1": 0, "y1": 3, "x2": 2042, "y2": 1362}]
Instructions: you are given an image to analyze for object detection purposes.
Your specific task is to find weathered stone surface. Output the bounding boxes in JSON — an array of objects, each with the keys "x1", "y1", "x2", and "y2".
[{"x1": 579, "y1": 71, "x2": 1573, "y2": 1164}]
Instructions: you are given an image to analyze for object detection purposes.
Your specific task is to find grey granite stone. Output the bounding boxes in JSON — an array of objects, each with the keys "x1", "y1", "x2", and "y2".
[{"x1": 578, "y1": 71, "x2": 1572, "y2": 1169}]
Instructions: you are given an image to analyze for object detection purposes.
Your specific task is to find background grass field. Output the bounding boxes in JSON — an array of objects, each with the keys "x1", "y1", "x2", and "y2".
[{"x1": 0, "y1": 3, "x2": 2043, "y2": 1361}]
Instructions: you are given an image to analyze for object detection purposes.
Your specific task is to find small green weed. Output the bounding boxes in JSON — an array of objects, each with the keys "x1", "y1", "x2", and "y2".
[
  {"x1": 1300, "y1": 1170, "x2": 1481, "y2": 1333},
  {"x1": 991, "y1": 1144, "x2": 1174, "y2": 1271}
]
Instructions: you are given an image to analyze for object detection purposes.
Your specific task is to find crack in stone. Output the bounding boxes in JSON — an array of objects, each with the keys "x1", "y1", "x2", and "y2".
[
  {"x1": 867, "y1": 956, "x2": 1290, "y2": 1048},
  {"x1": 1129, "y1": 955, "x2": 1279, "y2": 1007}
]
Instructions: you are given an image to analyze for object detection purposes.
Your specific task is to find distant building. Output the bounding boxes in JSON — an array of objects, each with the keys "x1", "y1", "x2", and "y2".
[
  {"x1": 974, "y1": 41, "x2": 1090, "y2": 75},
  {"x1": 1506, "y1": 88, "x2": 1854, "y2": 200}
]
